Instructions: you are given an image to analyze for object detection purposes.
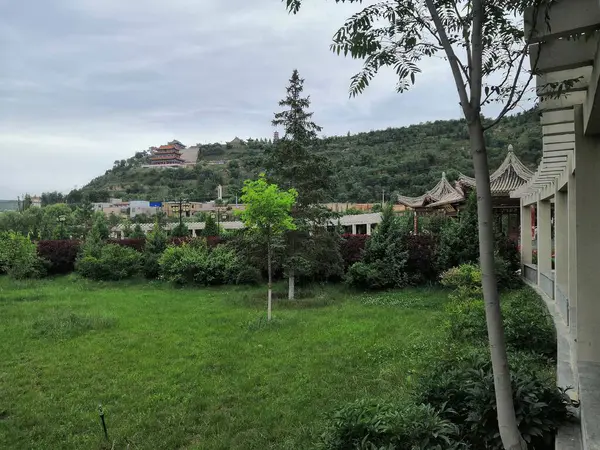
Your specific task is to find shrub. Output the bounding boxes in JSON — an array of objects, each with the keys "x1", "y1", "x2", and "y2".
[
  {"x1": 202, "y1": 215, "x2": 221, "y2": 237},
  {"x1": 158, "y1": 242, "x2": 241, "y2": 286},
  {"x1": 444, "y1": 287, "x2": 557, "y2": 359},
  {"x1": 440, "y1": 263, "x2": 482, "y2": 299},
  {"x1": 0, "y1": 232, "x2": 46, "y2": 279},
  {"x1": 345, "y1": 204, "x2": 409, "y2": 290},
  {"x1": 76, "y1": 244, "x2": 141, "y2": 281},
  {"x1": 340, "y1": 234, "x2": 369, "y2": 269},
  {"x1": 170, "y1": 222, "x2": 189, "y2": 238},
  {"x1": 37, "y1": 240, "x2": 81, "y2": 275},
  {"x1": 416, "y1": 353, "x2": 574, "y2": 450},
  {"x1": 320, "y1": 400, "x2": 463, "y2": 450},
  {"x1": 142, "y1": 223, "x2": 169, "y2": 279},
  {"x1": 404, "y1": 234, "x2": 438, "y2": 285},
  {"x1": 236, "y1": 266, "x2": 262, "y2": 285},
  {"x1": 305, "y1": 230, "x2": 344, "y2": 283},
  {"x1": 107, "y1": 238, "x2": 145, "y2": 252}
]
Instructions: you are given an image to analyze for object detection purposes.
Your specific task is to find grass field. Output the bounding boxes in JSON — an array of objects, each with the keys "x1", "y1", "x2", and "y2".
[{"x1": 0, "y1": 277, "x2": 450, "y2": 450}]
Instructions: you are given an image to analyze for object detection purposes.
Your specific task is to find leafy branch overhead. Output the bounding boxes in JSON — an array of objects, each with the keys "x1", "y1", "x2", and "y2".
[{"x1": 285, "y1": 0, "x2": 580, "y2": 129}]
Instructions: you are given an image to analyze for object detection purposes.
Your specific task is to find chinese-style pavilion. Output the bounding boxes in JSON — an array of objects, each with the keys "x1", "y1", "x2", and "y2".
[
  {"x1": 149, "y1": 141, "x2": 186, "y2": 165},
  {"x1": 397, "y1": 145, "x2": 533, "y2": 239}
]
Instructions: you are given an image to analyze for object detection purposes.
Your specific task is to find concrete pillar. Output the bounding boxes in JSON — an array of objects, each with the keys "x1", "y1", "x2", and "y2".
[
  {"x1": 366, "y1": 223, "x2": 372, "y2": 236},
  {"x1": 568, "y1": 170, "x2": 577, "y2": 334},
  {"x1": 192, "y1": 228, "x2": 197, "y2": 237},
  {"x1": 574, "y1": 105, "x2": 600, "y2": 362},
  {"x1": 520, "y1": 201, "x2": 533, "y2": 266},
  {"x1": 351, "y1": 224, "x2": 357, "y2": 234},
  {"x1": 555, "y1": 188, "x2": 569, "y2": 323},
  {"x1": 537, "y1": 199, "x2": 552, "y2": 285}
]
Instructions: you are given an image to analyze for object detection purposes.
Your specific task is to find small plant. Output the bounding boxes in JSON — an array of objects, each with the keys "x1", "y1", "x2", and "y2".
[{"x1": 440, "y1": 263, "x2": 482, "y2": 299}]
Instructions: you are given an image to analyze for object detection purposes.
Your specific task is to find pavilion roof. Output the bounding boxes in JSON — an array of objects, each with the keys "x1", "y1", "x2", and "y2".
[
  {"x1": 397, "y1": 172, "x2": 465, "y2": 208},
  {"x1": 456, "y1": 145, "x2": 534, "y2": 196},
  {"x1": 397, "y1": 145, "x2": 534, "y2": 208}
]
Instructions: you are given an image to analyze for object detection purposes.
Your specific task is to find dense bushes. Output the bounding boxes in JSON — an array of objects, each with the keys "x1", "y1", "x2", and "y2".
[
  {"x1": 0, "y1": 231, "x2": 46, "y2": 279},
  {"x1": 37, "y1": 240, "x2": 81, "y2": 275},
  {"x1": 340, "y1": 234, "x2": 368, "y2": 269},
  {"x1": 416, "y1": 354, "x2": 573, "y2": 450},
  {"x1": 346, "y1": 205, "x2": 409, "y2": 289},
  {"x1": 158, "y1": 242, "x2": 242, "y2": 286},
  {"x1": 442, "y1": 264, "x2": 555, "y2": 358},
  {"x1": 320, "y1": 401, "x2": 463, "y2": 450},
  {"x1": 76, "y1": 244, "x2": 142, "y2": 281}
]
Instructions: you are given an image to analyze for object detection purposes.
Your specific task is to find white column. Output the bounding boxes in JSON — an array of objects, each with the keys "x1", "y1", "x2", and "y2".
[
  {"x1": 555, "y1": 188, "x2": 568, "y2": 322},
  {"x1": 537, "y1": 199, "x2": 552, "y2": 285},
  {"x1": 366, "y1": 223, "x2": 372, "y2": 236},
  {"x1": 351, "y1": 224, "x2": 357, "y2": 234},
  {"x1": 520, "y1": 201, "x2": 533, "y2": 266},
  {"x1": 574, "y1": 105, "x2": 600, "y2": 363},
  {"x1": 568, "y1": 170, "x2": 577, "y2": 334}
]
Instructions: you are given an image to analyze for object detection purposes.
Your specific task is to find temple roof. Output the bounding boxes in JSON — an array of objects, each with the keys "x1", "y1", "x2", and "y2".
[
  {"x1": 456, "y1": 145, "x2": 534, "y2": 196},
  {"x1": 397, "y1": 172, "x2": 465, "y2": 208},
  {"x1": 397, "y1": 145, "x2": 534, "y2": 208}
]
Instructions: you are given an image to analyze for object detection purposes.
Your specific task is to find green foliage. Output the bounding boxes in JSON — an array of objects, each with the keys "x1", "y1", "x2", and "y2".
[
  {"x1": 237, "y1": 174, "x2": 298, "y2": 234},
  {"x1": 202, "y1": 214, "x2": 221, "y2": 237},
  {"x1": 416, "y1": 353, "x2": 574, "y2": 450},
  {"x1": 437, "y1": 193, "x2": 480, "y2": 271},
  {"x1": 170, "y1": 222, "x2": 189, "y2": 238},
  {"x1": 76, "y1": 244, "x2": 141, "y2": 281},
  {"x1": 158, "y1": 242, "x2": 240, "y2": 286},
  {"x1": 142, "y1": 221, "x2": 169, "y2": 279},
  {"x1": 346, "y1": 204, "x2": 409, "y2": 289},
  {"x1": 306, "y1": 230, "x2": 345, "y2": 282},
  {"x1": 320, "y1": 400, "x2": 463, "y2": 450},
  {"x1": 0, "y1": 231, "x2": 45, "y2": 279},
  {"x1": 440, "y1": 264, "x2": 483, "y2": 299},
  {"x1": 130, "y1": 223, "x2": 146, "y2": 239},
  {"x1": 444, "y1": 287, "x2": 557, "y2": 360},
  {"x1": 72, "y1": 111, "x2": 541, "y2": 204}
]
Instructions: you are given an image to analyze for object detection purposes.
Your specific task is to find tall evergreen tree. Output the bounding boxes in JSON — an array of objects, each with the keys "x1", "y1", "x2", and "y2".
[{"x1": 266, "y1": 69, "x2": 334, "y2": 299}]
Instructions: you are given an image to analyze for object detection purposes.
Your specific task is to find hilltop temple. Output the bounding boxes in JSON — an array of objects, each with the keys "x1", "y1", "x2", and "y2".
[
  {"x1": 397, "y1": 145, "x2": 534, "y2": 239},
  {"x1": 149, "y1": 141, "x2": 186, "y2": 166}
]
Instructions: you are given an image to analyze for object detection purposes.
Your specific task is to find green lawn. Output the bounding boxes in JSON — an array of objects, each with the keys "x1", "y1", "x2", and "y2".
[{"x1": 0, "y1": 277, "x2": 449, "y2": 450}]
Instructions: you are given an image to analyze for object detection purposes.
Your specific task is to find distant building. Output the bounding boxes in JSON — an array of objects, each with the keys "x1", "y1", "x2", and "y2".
[
  {"x1": 149, "y1": 142, "x2": 185, "y2": 166},
  {"x1": 129, "y1": 200, "x2": 159, "y2": 218},
  {"x1": 30, "y1": 196, "x2": 42, "y2": 208}
]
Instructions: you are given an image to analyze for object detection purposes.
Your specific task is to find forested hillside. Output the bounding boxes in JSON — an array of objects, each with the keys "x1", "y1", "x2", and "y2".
[{"x1": 77, "y1": 109, "x2": 541, "y2": 204}]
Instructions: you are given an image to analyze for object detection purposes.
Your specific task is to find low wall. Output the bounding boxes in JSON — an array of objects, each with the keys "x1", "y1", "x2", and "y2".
[
  {"x1": 540, "y1": 271, "x2": 555, "y2": 300},
  {"x1": 524, "y1": 264, "x2": 538, "y2": 284},
  {"x1": 555, "y1": 283, "x2": 569, "y2": 326}
]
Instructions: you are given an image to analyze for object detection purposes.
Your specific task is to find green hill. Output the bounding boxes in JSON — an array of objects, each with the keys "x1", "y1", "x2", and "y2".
[
  {"x1": 78, "y1": 109, "x2": 541, "y2": 203},
  {"x1": 0, "y1": 200, "x2": 19, "y2": 211}
]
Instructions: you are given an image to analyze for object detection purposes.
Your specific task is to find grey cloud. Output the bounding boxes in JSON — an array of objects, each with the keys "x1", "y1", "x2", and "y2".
[{"x1": 0, "y1": 0, "x2": 493, "y2": 199}]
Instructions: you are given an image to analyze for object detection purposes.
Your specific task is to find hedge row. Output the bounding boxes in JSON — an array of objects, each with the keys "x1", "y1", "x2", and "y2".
[{"x1": 36, "y1": 236, "x2": 227, "y2": 275}]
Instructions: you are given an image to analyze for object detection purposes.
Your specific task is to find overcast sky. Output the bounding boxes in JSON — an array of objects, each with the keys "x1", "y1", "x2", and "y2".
[{"x1": 1, "y1": 0, "x2": 518, "y2": 199}]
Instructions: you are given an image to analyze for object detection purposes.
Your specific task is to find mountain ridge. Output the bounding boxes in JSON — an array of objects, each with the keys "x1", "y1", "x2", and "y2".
[{"x1": 76, "y1": 109, "x2": 542, "y2": 204}]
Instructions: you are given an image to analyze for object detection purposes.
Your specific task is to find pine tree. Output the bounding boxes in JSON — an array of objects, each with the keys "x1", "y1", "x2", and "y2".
[{"x1": 266, "y1": 69, "x2": 334, "y2": 299}]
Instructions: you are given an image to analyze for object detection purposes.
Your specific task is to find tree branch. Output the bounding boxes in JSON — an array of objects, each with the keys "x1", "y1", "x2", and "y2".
[
  {"x1": 470, "y1": 0, "x2": 484, "y2": 110},
  {"x1": 424, "y1": 0, "x2": 470, "y2": 113}
]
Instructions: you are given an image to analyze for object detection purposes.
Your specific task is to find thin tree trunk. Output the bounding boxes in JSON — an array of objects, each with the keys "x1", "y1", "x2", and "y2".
[
  {"x1": 469, "y1": 120, "x2": 525, "y2": 450},
  {"x1": 288, "y1": 268, "x2": 295, "y2": 300},
  {"x1": 267, "y1": 236, "x2": 272, "y2": 321}
]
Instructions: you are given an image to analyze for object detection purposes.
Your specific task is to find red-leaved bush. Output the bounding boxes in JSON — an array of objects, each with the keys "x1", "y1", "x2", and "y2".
[
  {"x1": 108, "y1": 238, "x2": 146, "y2": 252},
  {"x1": 404, "y1": 234, "x2": 438, "y2": 284},
  {"x1": 37, "y1": 240, "x2": 81, "y2": 274},
  {"x1": 340, "y1": 234, "x2": 369, "y2": 269}
]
